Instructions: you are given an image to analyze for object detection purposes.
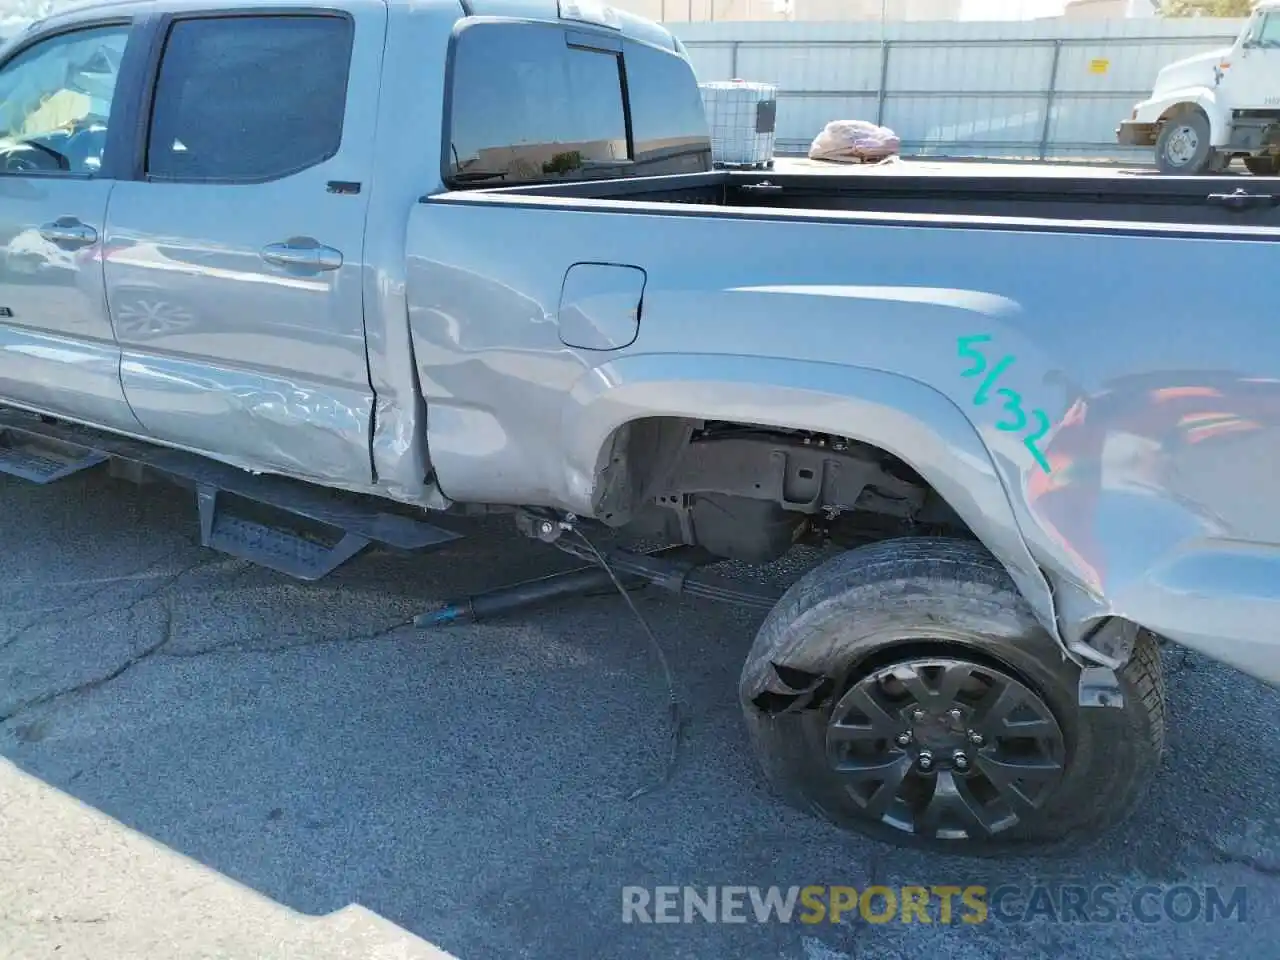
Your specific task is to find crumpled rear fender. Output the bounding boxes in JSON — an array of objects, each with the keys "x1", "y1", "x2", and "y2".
[{"x1": 562, "y1": 352, "x2": 1065, "y2": 649}]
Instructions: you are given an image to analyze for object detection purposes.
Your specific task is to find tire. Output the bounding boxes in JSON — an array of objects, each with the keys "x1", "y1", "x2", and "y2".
[
  {"x1": 1155, "y1": 110, "x2": 1213, "y2": 175},
  {"x1": 739, "y1": 537, "x2": 1166, "y2": 856},
  {"x1": 1244, "y1": 155, "x2": 1278, "y2": 176}
]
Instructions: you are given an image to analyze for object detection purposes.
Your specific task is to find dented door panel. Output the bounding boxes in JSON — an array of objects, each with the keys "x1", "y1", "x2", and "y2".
[{"x1": 106, "y1": 5, "x2": 384, "y2": 489}]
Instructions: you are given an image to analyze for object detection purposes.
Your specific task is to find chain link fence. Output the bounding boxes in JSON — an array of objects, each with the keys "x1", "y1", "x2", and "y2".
[{"x1": 672, "y1": 17, "x2": 1245, "y2": 161}]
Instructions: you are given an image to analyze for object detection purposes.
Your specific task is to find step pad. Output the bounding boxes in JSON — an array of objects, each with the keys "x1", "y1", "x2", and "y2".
[
  {"x1": 198, "y1": 486, "x2": 370, "y2": 581},
  {"x1": 0, "y1": 429, "x2": 107, "y2": 484}
]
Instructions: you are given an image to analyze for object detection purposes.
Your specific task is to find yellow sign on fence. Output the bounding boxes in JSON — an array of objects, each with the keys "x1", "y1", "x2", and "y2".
[{"x1": 1089, "y1": 58, "x2": 1110, "y2": 74}]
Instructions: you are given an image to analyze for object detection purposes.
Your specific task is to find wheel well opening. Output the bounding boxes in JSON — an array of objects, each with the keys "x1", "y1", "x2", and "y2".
[
  {"x1": 593, "y1": 416, "x2": 975, "y2": 564},
  {"x1": 1158, "y1": 103, "x2": 1205, "y2": 125}
]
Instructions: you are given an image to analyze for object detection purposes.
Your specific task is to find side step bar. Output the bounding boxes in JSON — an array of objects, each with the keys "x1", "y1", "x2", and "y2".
[
  {"x1": 0, "y1": 410, "x2": 461, "y2": 580},
  {"x1": 0, "y1": 426, "x2": 107, "y2": 484}
]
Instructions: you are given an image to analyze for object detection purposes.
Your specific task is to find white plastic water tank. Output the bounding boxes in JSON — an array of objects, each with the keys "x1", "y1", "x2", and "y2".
[{"x1": 698, "y1": 79, "x2": 778, "y2": 168}]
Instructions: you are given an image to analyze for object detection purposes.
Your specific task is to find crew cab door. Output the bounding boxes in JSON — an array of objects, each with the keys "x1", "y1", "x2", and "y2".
[
  {"x1": 105, "y1": 3, "x2": 385, "y2": 487},
  {"x1": 0, "y1": 18, "x2": 142, "y2": 433},
  {"x1": 1226, "y1": 9, "x2": 1280, "y2": 111}
]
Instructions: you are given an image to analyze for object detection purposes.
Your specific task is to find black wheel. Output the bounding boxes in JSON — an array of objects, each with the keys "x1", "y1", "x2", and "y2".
[
  {"x1": 1244, "y1": 155, "x2": 1278, "y2": 176},
  {"x1": 739, "y1": 537, "x2": 1166, "y2": 855},
  {"x1": 1155, "y1": 110, "x2": 1212, "y2": 175}
]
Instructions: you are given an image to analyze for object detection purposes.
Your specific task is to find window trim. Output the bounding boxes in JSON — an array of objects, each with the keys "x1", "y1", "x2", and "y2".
[
  {"x1": 440, "y1": 16, "x2": 638, "y2": 190},
  {"x1": 0, "y1": 18, "x2": 137, "y2": 181},
  {"x1": 138, "y1": 7, "x2": 356, "y2": 186}
]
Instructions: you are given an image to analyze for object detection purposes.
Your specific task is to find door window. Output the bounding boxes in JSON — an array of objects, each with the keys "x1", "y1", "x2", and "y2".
[
  {"x1": 1246, "y1": 13, "x2": 1280, "y2": 48},
  {"x1": 0, "y1": 24, "x2": 129, "y2": 176},
  {"x1": 146, "y1": 14, "x2": 353, "y2": 183}
]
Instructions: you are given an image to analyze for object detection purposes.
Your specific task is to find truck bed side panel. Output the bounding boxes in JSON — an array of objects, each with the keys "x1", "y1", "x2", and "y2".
[{"x1": 407, "y1": 197, "x2": 1280, "y2": 680}]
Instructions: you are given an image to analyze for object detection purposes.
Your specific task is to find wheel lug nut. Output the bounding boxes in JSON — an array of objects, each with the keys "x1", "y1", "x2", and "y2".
[
  {"x1": 917, "y1": 750, "x2": 934, "y2": 771},
  {"x1": 895, "y1": 731, "x2": 912, "y2": 747},
  {"x1": 953, "y1": 751, "x2": 969, "y2": 770},
  {"x1": 911, "y1": 708, "x2": 926, "y2": 722},
  {"x1": 947, "y1": 707, "x2": 963, "y2": 721},
  {"x1": 967, "y1": 730, "x2": 984, "y2": 746}
]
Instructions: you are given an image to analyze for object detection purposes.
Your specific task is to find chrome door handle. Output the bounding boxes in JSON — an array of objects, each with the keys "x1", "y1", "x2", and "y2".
[
  {"x1": 39, "y1": 218, "x2": 98, "y2": 248},
  {"x1": 260, "y1": 239, "x2": 343, "y2": 272}
]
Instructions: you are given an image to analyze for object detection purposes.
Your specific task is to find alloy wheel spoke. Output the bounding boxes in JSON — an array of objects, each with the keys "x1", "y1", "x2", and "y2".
[
  {"x1": 1002, "y1": 715, "x2": 1057, "y2": 736},
  {"x1": 897, "y1": 661, "x2": 971, "y2": 709},
  {"x1": 974, "y1": 683, "x2": 1056, "y2": 738},
  {"x1": 827, "y1": 720, "x2": 889, "y2": 743},
  {"x1": 976, "y1": 755, "x2": 1060, "y2": 814},
  {"x1": 833, "y1": 752, "x2": 909, "y2": 781},
  {"x1": 833, "y1": 684, "x2": 902, "y2": 739},
  {"x1": 978, "y1": 753, "x2": 1063, "y2": 783},
  {"x1": 917, "y1": 770, "x2": 1000, "y2": 837},
  {"x1": 934, "y1": 661, "x2": 972, "y2": 705},
  {"x1": 988, "y1": 779, "x2": 1039, "y2": 818},
  {"x1": 975, "y1": 683, "x2": 1020, "y2": 726},
  {"x1": 860, "y1": 754, "x2": 913, "y2": 819}
]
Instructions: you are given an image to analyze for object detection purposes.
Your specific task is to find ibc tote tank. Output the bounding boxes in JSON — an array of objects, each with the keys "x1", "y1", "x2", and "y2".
[{"x1": 697, "y1": 79, "x2": 778, "y2": 169}]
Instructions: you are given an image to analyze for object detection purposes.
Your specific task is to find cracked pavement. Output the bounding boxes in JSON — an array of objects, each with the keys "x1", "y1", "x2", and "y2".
[{"x1": 1, "y1": 468, "x2": 1278, "y2": 959}]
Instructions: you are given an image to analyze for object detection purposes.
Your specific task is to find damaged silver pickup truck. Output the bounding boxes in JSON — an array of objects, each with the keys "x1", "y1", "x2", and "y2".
[{"x1": 3, "y1": 0, "x2": 1279, "y2": 854}]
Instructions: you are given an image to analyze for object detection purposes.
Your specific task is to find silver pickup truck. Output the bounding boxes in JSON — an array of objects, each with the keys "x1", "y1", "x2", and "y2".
[{"x1": 2, "y1": 0, "x2": 1279, "y2": 855}]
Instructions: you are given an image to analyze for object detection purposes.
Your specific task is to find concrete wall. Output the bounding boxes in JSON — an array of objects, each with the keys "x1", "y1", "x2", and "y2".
[{"x1": 670, "y1": 17, "x2": 1245, "y2": 159}]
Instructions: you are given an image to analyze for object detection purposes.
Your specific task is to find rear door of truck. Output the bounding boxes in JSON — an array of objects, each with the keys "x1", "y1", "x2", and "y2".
[{"x1": 104, "y1": 0, "x2": 386, "y2": 487}]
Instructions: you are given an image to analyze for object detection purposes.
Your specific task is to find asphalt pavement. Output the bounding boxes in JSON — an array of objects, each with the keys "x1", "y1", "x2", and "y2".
[{"x1": 2, "y1": 468, "x2": 1278, "y2": 959}]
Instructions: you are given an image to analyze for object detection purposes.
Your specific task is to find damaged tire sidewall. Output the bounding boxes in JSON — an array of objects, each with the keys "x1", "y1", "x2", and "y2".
[{"x1": 739, "y1": 550, "x2": 1149, "y2": 851}]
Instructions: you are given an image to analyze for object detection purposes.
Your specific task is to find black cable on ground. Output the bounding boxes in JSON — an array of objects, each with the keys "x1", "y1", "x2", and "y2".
[{"x1": 570, "y1": 526, "x2": 686, "y2": 801}]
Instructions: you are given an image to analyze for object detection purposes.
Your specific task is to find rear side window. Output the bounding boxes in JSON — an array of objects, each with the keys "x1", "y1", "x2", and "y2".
[
  {"x1": 447, "y1": 22, "x2": 629, "y2": 185},
  {"x1": 146, "y1": 14, "x2": 353, "y2": 183}
]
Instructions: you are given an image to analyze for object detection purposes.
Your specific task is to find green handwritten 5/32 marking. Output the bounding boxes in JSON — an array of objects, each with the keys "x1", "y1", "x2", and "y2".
[{"x1": 956, "y1": 334, "x2": 1052, "y2": 474}]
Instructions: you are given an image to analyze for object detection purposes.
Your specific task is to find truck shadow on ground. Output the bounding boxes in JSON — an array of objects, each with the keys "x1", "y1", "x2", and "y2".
[{"x1": 1, "y1": 471, "x2": 1278, "y2": 959}]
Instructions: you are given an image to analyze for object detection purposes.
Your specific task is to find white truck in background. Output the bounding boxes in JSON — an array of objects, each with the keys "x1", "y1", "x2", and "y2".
[{"x1": 1118, "y1": 1, "x2": 1280, "y2": 174}]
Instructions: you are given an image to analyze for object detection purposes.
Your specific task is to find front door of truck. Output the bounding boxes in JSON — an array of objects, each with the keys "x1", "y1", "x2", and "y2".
[
  {"x1": 1227, "y1": 10, "x2": 1280, "y2": 111},
  {"x1": 106, "y1": 3, "x2": 385, "y2": 487},
  {"x1": 0, "y1": 19, "x2": 142, "y2": 433}
]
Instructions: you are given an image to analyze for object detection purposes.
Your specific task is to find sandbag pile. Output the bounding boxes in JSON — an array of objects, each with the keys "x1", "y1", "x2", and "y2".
[{"x1": 807, "y1": 120, "x2": 901, "y2": 163}]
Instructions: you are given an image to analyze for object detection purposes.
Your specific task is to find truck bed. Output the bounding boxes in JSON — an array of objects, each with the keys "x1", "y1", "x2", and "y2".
[{"x1": 471, "y1": 158, "x2": 1280, "y2": 228}]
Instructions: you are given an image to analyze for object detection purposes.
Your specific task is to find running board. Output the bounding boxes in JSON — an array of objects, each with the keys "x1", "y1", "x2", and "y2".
[
  {"x1": 0, "y1": 410, "x2": 461, "y2": 580},
  {"x1": 0, "y1": 427, "x2": 107, "y2": 484},
  {"x1": 196, "y1": 485, "x2": 390, "y2": 581}
]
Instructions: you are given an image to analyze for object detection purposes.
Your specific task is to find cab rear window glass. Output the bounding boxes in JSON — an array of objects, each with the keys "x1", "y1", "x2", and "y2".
[
  {"x1": 624, "y1": 38, "x2": 713, "y2": 174},
  {"x1": 446, "y1": 22, "x2": 629, "y2": 185}
]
